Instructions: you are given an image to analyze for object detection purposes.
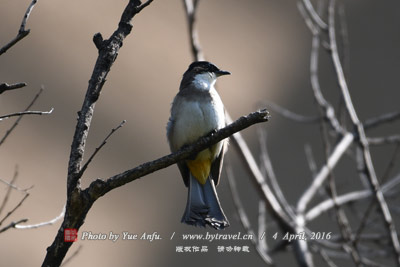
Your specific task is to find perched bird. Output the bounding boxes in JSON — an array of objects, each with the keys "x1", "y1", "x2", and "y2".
[{"x1": 167, "y1": 61, "x2": 230, "y2": 230}]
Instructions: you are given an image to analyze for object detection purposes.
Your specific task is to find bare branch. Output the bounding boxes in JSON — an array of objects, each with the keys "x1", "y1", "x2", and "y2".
[
  {"x1": 258, "y1": 127, "x2": 296, "y2": 219},
  {"x1": 0, "y1": 194, "x2": 29, "y2": 227},
  {"x1": 0, "y1": 219, "x2": 28, "y2": 234},
  {"x1": 299, "y1": 0, "x2": 328, "y2": 30},
  {"x1": 226, "y1": 162, "x2": 273, "y2": 265},
  {"x1": 0, "y1": 0, "x2": 39, "y2": 55},
  {"x1": 67, "y1": 0, "x2": 154, "y2": 197},
  {"x1": 0, "y1": 166, "x2": 19, "y2": 216},
  {"x1": 41, "y1": 2, "x2": 172, "y2": 266},
  {"x1": 297, "y1": 1, "x2": 319, "y2": 35},
  {"x1": 364, "y1": 111, "x2": 400, "y2": 130},
  {"x1": 183, "y1": 0, "x2": 205, "y2": 61},
  {"x1": 43, "y1": 108, "x2": 269, "y2": 267},
  {"x1": 78, "y1": 120, "x2": 126, "y2": 177},
  {"x1": 328, "y1": 1, "x2": 400, "y2": 263},
  {"x1": 367, "y1": 135, "x2": 400, "y2": 146},
  {"x1": 0, "y1": 87, "x2": 44, "y2": 146},
  {"x1": 16, "y1": 205, "x2": 65, "y2": 229},
  {"x1": 310, "y1": 19, "x2": 344, "y2": 135},
  {"x1": 86, "y1": 109, "x2": 270, "y2": 200},
  {"x1": 0, "y1": 108, "x2": 54, "y2": 121},
  {"x1": 0, "y1": 82, "x2": 27, "y2": 94},
  {"x1": 262, "y1": 100, "x2": 321, "y2": 123},
  {"x1": 297, "y1": 132, "x2": 354, "y2": 213}
]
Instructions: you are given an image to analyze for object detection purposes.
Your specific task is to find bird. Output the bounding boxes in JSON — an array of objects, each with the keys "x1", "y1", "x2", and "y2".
[{"x1": 166, "y1": 61, "x2": 230, "y2": 230}]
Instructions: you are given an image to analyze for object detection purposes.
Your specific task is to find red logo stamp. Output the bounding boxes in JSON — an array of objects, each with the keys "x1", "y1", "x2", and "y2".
[{"x1": 64, "y1": 228, "x2": 78, "y2": 242}]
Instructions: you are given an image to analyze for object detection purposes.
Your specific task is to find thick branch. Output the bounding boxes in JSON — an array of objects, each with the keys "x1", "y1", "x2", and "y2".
[
  {"x1": 67, "y1": 0, "x2": 152, "y2": 195},
  {"x1": 43, "y1": 1, "x2": 154, "y2": 267}
]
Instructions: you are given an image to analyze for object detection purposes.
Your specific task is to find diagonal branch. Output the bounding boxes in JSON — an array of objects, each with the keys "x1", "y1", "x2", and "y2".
[
  {"x1": 226, "y1": 162, "x2": 273, "y2": 265},
  {"x1": 78, "y1": 120, "x2": 126, "y2": 178},
  {"x1": 0, "y1": 0, "x2": 39, "y2": 55},
  {"x1": 86, "y1": 109, "x2": 270, "y2": 200}
]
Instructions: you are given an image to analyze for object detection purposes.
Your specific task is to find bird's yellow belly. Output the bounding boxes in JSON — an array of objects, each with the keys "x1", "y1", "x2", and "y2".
[{"x1": 186, "y1": 147, "x2": 216, "y2": 185}]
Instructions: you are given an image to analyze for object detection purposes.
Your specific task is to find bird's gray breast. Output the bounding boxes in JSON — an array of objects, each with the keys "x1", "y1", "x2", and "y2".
[{"x1": 169, "y1": 90, "x2": 225, "y2": 151}]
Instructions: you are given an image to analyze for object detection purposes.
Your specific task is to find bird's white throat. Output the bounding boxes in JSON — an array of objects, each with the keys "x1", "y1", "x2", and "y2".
[{"x1": 192, "y1": 72, "x2": 217, "y2": 91}]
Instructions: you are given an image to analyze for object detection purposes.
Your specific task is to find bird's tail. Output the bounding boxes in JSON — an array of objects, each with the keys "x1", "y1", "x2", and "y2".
[{"x1": 181, "y1": 174, "x2": 229, "y2": 230}]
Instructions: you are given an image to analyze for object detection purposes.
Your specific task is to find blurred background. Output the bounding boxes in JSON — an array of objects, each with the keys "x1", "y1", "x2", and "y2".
[{"x1": 1, "y1": 0, "x2": 399, "y2": 266}]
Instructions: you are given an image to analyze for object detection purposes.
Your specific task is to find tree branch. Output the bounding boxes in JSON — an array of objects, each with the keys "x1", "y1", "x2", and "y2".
[
  {"x1": 183, "y1": 0, "x2": 204, "y2": 61},
  {"x1": 0, "y1": 87, "x2": 44, "y2": 146},
  {"x1": 0, "y1": 108, "x2": 54, "y2": 121},
  {"x1": 0, "y1": 0, "x2": 39, "y2": 55},
  {"x1": 42, "y1": 108, "x2": 269, "y2": 267},
  {"x1": 67, "y1": 0, "x2": 152, "y2": 196},
  {"x1": 0, "y1": 82, "x2": 27, "y2": 94},
  {"x1": 328, "y1": 1, "x2": 400, "y2": 264},
  {"x1": 78, "y1": 120, "x2": 126, "y2": 177},
  {"x1": 42, "y1": 1, "x2": 154, "y2": 266},
  {"x1": 86, "y1": 109, "x2": 270, "y2": 201}
]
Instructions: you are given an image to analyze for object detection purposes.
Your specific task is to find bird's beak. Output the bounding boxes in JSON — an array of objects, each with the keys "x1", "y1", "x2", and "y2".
[{"x1": 215, "y1": 70, "x2": 231, "y2": 77}]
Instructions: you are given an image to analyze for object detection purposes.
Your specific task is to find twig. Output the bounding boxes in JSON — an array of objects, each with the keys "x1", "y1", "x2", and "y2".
[
  {"x1": 0, "y1": 219, "x2": 28, "y2": 233},
  {"x1": 0, "y1": 87, "x2": 44, "y2": 146},
  {"x1": 78, "y1": 120, "x2": 126, "y2": 177},
  {"x1": 226, "y1": 163, "x2": 273, "y2": 265},
  {"x1": 367, "y1": 135, "x2": 400, "y2": 146},
  {"x1": 262, "y1": 100, "x2": 321, "y2": 123},
  {"x1": 0, "y1": 108, "x2": 54, "y2": 121},
  {"x1": 0, "y1": 0, "x2": 39, "y2": 55},
  {"x1": 309, "y1": 17, "x2": 344, "y2": 135},
  {"x1": 328, "y1": 1, "x2": 400, "y2": 264},
  {"x1": 297, "y1": 132, "x2": 354, "y2": 213},
  {"x1": 364, "y1": 111, "x2": 400, "y2": 130},
  {"x1": 354, "y1": 145, "x2": 400, "y2": 243},
  {"x1": 0, "y1": 194, "x2": 29, "y2": 227},
  {"x1": 16, "y1": 205, "x2": 65, "y2": 229},
  {"x1": 300, "y1": 0, "x2": 328, "y2": 30},
  {"x1": 258, "y1": 127, "x2": 296, "y2": 220},
  {"x1": 183, "y1": 0, "x2": 204, "y2": 61},
  {"x1": 0, "y1": 82, "x2": 27, "y2": 94},
  {"x1": 304, "y1": 144, "x2": 328, "y2": 199},
  {"x1": 297, "y1": 1, "x2": 319, "y2": 35},
  {"x1": 0, "y1": 178, "x2": 33, "y2": 192},
  {"x1": 258, "y1": 200, "x2": 268, "y2": 252},
  {"x1": 338, "y1": 4, "x2": 350, "y2": 80},
  {"x1": 0, "y1": 166, "x2": 19, "y2": 216}
]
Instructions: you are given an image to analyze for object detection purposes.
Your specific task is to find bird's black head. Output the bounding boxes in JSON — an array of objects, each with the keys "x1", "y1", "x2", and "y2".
[{"x1": 185, "y1": 61, "x2": 231, "y2": 77}]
